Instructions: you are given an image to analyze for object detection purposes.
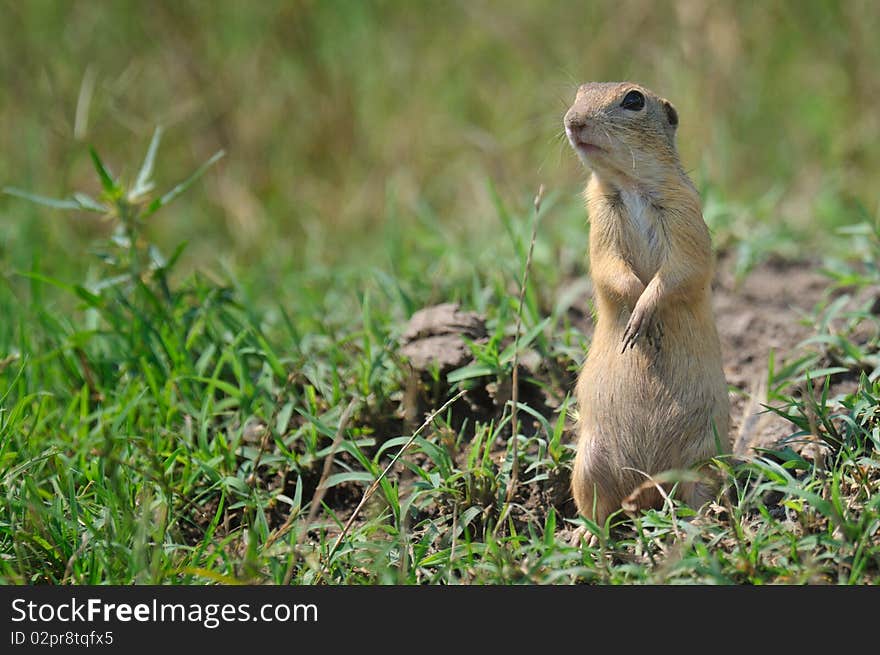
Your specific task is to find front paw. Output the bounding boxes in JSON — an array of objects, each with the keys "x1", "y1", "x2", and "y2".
[
  {"x1": 621, "y1": 305, "x2": 658, "y2": 352},
  {"x1": 646, "y1": 320, "x2": 663, "y2": 352}
]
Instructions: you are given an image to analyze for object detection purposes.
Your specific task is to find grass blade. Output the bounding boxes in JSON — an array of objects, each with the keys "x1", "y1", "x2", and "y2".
[
  {"x1": 131, "y1": 126, "x2": 163, "y2": 200},
  {"x1": 143, "y1": 149, "x2": 225, "y2": 218},
  {"x1": 89, "y1": 147, "x2": 117, "y2": 193},
  {"x1": 3, "y1": 187, "x2": 81, "y2": 211}
]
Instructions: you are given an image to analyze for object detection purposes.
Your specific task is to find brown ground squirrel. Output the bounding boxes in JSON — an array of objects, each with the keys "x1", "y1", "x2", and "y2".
[{"x1": 564, "y1": 82, "x2": 729, "y2": 528}]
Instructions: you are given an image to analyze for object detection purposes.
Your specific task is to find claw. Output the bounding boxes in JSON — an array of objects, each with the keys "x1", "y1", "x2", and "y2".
[
  {"x1": 621, "y1": 307, "x2": 646, "y2": 353},
  {"x1": 621, "y1": 305, "x2": 659, "y2": 354},
  {"x1": 570, "y1": 525, "x2": 599, "y2": 548},
  {"x1": 621, "y1": 329, "x2": 639, "y2": 353},
  {"x1": 646, "y1": 320, "x2": 663, "y2": 351},
  {"x1": 653, "y1": 320, "x2": 664, "y2": 352}
]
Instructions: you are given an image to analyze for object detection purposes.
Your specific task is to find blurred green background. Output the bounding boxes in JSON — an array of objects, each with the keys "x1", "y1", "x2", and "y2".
[{"x1": 2, "y1": 0, "x2": 878, "y2": 296}]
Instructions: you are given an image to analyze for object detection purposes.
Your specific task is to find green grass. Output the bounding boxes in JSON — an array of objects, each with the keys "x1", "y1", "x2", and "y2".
[
  {"x1": 2, "y1": 127, "x2": 879, "y2": 584},
  {"x1": 1, "y1": 2, "x2": 880, "y2": 584}
]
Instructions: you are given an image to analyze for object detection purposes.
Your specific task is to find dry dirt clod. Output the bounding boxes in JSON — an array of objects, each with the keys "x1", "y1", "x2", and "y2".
[
  {"x1": 400, "y1": 302, "x2": 488, "y2": 372},
  {"x1": 399, "y1": 303, "x2": 489, "y2": 429}
]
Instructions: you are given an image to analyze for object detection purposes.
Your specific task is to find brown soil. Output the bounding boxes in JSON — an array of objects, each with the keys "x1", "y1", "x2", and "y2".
[{"x1": 712, "y1": 255, "x2": 830, "y2": 455}]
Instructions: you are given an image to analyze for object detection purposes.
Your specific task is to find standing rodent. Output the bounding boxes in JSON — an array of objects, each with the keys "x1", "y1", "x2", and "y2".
[{"x1": 564, "y1": 82, "x2": 729, "y2": 528}]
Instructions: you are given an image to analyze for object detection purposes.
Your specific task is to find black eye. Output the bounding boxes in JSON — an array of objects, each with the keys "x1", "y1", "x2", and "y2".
[{"x1": 620, "y1": 90, "x2": 645, "y2": 111}]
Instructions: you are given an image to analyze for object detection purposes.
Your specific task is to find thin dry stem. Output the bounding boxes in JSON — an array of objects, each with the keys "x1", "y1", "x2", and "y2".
[
  {"x1": 315, "y1": 389, "x2": 467, "y2": 583},
  {"x1": 621, "y1": 466, "x2": 683, "y2": 540},
  {"x1": 307, "y1": 396, "x2": 363, "y2": 526},
  {"x1": 498, "y1": 184, "x2": 544, "y2": 526},
  {"x1": 265, "y1": 395, "x2": 361, "y2": 558},
  {"x1": 245, "y1": 423, "x2": 273, "y2": 488},
  {"x1": 62, "y1": 532, "x2": 91, "y2": 584}
]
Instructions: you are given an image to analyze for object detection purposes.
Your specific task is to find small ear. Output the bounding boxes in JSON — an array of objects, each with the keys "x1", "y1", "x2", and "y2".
[{"x1": 662, "y1": 100, "x2": 679, "y2": 129}]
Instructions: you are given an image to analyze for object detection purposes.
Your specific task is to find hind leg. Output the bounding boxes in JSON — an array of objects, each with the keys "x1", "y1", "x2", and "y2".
[
  {"x1": 678, "y1": 436, "x2": 727, "y2": 512},
  {"x1": 678, "y1": 475, "x2": 718, "y2": 513},
  {"x1": 571, "y1": 433, "x2": 619, "y2": 530},
  {"x1": 569, "y1": 525, "x2": 599, "y2": 548}
]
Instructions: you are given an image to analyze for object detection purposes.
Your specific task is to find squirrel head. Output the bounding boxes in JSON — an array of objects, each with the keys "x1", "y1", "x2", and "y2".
[{"x1": 564, "y1": 82, "x2": 681, "y2": 190}]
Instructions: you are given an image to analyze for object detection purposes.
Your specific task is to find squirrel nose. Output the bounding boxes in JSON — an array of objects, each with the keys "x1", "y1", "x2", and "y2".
[{"x1": 565, "y1": 111, "x2": 587, "y2": 131}]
